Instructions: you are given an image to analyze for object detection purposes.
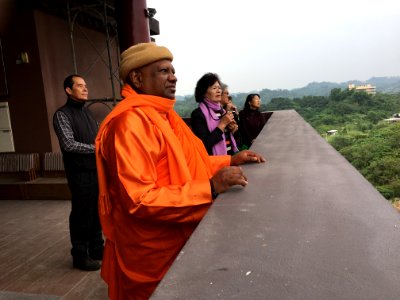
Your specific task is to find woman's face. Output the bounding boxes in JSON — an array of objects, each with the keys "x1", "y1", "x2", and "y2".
[
  {"x1": 249, "y1": 95, "x2": 261, "y2": 110},
  {"x1": 205, "y1": 81, "x2": 222, "y2": 103},
  {"x1": 220, "y1": 87, "x2": 230, "y2": 105},
  {"x1": 226, "y1": 100, "x2": 234, "y2": 111}
]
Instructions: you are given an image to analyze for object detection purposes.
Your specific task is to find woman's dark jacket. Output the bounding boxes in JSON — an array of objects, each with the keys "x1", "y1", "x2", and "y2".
[
  {"x1": 238, "y1": 109, "x2": 267, "y2": 148},
  {"x1": 190, "y1": 107, "x2": 224, "y2": 155}
]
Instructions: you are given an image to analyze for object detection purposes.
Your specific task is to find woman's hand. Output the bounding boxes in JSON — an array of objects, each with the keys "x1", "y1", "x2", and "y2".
[
  {"x1": 227, "y1": 120, "x2": 238, "y2": 133},
  {"x1": 217, "y1": 111, "x2": 235, "y2": 131},
  {"x1": 231, "y1": 150, "x2": 266, "y2": 166}
]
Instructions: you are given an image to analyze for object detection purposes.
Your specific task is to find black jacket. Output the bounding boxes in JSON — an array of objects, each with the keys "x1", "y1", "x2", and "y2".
[
  {"x1": 190, "y1": 107, "x2": 224, "y2": 155},
  {"x1": 54, "y1": 98, "x2": 98, "y2": 173}
]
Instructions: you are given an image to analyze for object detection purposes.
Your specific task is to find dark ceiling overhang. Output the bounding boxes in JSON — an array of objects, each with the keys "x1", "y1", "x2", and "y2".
[{"x1": 22, "y1": 0, "x2": 159, "y2": 36}]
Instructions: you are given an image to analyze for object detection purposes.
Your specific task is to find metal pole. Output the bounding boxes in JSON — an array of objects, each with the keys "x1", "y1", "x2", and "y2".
[
  {"x1": 67, "y1": 1, "x2": 78, "y2": 73},
  {"x1": 103, "y1": 0, "x2": 116, "y2": 104}
]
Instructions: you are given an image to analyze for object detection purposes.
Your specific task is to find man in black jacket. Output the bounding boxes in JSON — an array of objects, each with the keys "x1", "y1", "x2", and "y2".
[{"x1": 53, "y1": 74, "x2": 104, "y2": 271}]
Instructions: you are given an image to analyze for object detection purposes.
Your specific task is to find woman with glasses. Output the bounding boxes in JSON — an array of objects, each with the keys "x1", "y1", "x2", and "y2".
[{"x1": 190, "y1": 73, "x2": 238, "y2": 155}]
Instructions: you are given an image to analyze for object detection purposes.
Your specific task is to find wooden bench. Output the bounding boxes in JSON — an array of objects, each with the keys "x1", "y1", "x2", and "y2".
[
  {"x1": 0, "y1": 153, "x2": 40, "y2": 181},
  {"x1": 41, "y1": 152, "x2": 65, "y2": 177}
]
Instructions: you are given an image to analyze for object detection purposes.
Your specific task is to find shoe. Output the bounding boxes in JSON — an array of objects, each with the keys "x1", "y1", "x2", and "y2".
[
  {"x1": 73, "y1": 256, "x2": 101, "y2": 271},
  {"x1": 89, "y1": 249, "x2": 103, "y2": 261}
]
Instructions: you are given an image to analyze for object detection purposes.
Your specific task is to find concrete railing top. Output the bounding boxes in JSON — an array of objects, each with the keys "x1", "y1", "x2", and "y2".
[{"x1": 152, "y1": 110, "x2": 400, "y2": 299}]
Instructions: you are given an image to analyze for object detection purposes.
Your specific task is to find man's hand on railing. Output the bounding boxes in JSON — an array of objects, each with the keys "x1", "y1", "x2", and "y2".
[
  {"x1": 210, "y1": 150, "x2": 266, "y2": 196},
  {"x1": 231, "y1": 150, "x2": 266, "y2": 166},
  {"x1": 211, "y1": 166, "x2": 248, "y2": 194}
]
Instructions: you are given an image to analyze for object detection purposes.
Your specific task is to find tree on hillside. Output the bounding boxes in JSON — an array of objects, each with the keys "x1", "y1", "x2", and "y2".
[
  {"x1": 266, "y1": 97, "x2": 294, "y2": 110},
  {"x1": 328, "y1": 88, "x2": 354, "y2": 102}
]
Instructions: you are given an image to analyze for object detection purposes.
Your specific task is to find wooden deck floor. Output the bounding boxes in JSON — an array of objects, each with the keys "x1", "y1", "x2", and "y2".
[{"x1": 0, "y1": 200, "x2": 108, "y2": 299}]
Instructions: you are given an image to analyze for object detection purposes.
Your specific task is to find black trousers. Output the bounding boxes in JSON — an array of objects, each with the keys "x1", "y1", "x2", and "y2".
[{"x1": 66, "y1": 170, "x2": 103, "y2": 258}]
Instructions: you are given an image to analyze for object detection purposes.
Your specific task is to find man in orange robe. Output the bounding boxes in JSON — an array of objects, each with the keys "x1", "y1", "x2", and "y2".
[{"x1": 95, "y1": 43, "x2": 265, "y2": 299}]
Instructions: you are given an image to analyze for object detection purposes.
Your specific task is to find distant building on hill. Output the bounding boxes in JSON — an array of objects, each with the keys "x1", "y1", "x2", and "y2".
[
  {"x1": 326, "y1": 129, "x2": 338, "y2": 136},
  {"x1": 348, "y1": 83, "x2": 376, "y2": 95},
  {"x1": 384, "y1": 113, "x2": 400, "y2": 122}
]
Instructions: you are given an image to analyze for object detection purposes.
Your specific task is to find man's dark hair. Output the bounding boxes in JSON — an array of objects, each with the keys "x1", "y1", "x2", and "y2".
[
  {"x1": 63, "y1": 74, "x2": 82, "y2": 95},
  {"x1": 244, "y1": 93, "x2": 261, "y2": 110},
  {"x1": 194, "y1": 72, "x2": 221, "y2": 103}
]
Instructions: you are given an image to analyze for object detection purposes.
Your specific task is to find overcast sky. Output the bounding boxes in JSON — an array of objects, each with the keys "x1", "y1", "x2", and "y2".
[{"x1": 146, "y1": 0, "x2": 400, "y2": 96}]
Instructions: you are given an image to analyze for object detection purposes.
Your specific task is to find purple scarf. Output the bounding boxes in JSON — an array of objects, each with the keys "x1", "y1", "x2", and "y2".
[{"x1": 199, "y1": 99, "x2": 238, "y2": 155}]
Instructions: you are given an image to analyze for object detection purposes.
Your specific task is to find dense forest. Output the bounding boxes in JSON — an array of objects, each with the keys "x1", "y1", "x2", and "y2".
[
  {"x1": 265, "y1": 89, "x2": 400, "y2": 207},
  {"x1": 175, "y1": 87, "x2": 400, "y2": 208}
]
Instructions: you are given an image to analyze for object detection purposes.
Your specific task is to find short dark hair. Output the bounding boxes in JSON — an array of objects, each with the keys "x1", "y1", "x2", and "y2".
[
  {"x1": 194, "y1": 72, "x2": 221, "y2": 103},
  {"x1": 244, "y1": 93, "x2": 261, "y2": 110},
  {"x1": 63, "y1": 74, "x2": 83, "y2": 92}
]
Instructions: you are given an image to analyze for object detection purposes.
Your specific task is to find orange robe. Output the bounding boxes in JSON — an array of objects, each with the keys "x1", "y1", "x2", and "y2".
[{"x1": 95, "y1": 85, "x2": 230, "y2": 299}]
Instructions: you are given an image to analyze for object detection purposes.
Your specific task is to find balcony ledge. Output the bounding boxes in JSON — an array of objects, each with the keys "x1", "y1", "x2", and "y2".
[{"x1": 152, "y1": 109, "x2": 400, "y2": 299}]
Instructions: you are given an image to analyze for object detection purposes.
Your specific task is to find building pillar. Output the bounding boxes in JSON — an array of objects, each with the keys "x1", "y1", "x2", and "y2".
[
  {"x1": 115, "y1": 0, "x2": 150, "y2": 53},
  {"x1": 0, "y1": 0, "x2": 13, "y2": 36}
]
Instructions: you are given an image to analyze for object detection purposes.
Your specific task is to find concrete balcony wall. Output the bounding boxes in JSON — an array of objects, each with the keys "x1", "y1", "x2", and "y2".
[{"x1": 152, "y1": 110, "x2": 400, "y2": 299}]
